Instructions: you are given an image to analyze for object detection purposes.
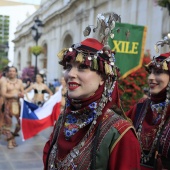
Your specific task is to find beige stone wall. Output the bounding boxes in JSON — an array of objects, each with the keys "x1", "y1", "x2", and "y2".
[{"x1": 13, "y1": 0, "x2": 170, "y2": 83}]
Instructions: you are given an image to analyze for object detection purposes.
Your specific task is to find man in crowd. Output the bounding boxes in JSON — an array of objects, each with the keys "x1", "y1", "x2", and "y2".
[
  {"x1": 0, "y1": 66, "x2": 9, "y2": 134},
  {"x1": 1, "y1": 66, "x2": 24, "y2": 149}
]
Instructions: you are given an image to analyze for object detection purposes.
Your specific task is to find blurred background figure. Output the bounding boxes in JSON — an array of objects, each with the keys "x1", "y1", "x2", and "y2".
[
  {"x1": 48, "y1": 83, "x2": 55, "y2": 94},
  {"x1": 53, "y1": 76, "x2": 66, "y2": 110},
  {"x1": 24, "y1": 73, "x2": 53, "y2": 107},
  {"x1": 52, "y1": 78, "x2": 60, "y2": 92},
  {"x1": 60, "y1": 76, "x2": 66, "y2": 111},
  {"x1": 1, "y1": 66, "x2": 24, "y2": 149},
  {"x1": 0, "y1": 66, "x2": 9, "y2": 134},
  {"x1": 24, "y1": 78, "x2": 32, "y2": 90}
]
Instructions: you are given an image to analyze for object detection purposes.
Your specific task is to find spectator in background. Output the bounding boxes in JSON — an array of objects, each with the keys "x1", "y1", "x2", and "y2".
[
  {"x1": 24, "y1": 78, "x2": 32, "y2": 90},
  {"x1": 24, "y1": 73, "x2": 53, "y2": 107},
  {"x1": 48, "y1": 83, "x2": 55, "y2": 94},
  {"x1": 52, "y1": 78, "x2": 60, "y2": 88},
  {"x1": 59, "y1": 76, "x2": 67, "y2": 110},
  {"x1": 1, "y1": 66, "x2": 24, "y2": 149},
  {"x1": 0, "y1": 66, "x2": 9, "y2": 134}
]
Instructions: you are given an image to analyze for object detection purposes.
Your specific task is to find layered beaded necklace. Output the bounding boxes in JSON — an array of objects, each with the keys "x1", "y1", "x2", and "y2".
[
  {"x1": 137, "y1": 98, "x2": 169, "y2": 163},
  {"x1": 48, "y1": 80, "x2": 116, "y2": 170},
  {"x1": 150, "y1": 101, "x2": 170, "y2": 124},
  {"x1": 7, "y1": 78, "x2": 18, "y2": 87}
]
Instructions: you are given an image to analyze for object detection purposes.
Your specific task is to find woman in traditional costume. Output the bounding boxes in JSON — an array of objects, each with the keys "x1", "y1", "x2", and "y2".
[
  {"x1": 43, "y1": 13, "x2": 141, "y2": 170},
  {"x1": 126, "y1": 36, "x2": 170, "y2": 169}
]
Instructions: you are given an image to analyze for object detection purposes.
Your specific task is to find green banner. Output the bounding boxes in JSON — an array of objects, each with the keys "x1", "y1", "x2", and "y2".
[{"x1": 108, "y1": 23, "x2": 147, "y2": 79}]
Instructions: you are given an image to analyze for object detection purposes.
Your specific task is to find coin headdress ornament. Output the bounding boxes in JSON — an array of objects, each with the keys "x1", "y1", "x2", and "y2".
[
  {"x1": 154, "y1": 33, "x2": 170, "y2": 53},
  {"x1": 146, "y1": 33, "x2": 170, "y2": 72},
  {"x1": 57, "y1": 12, "x2": 121, "y2": 79},
  {"x1": 57, "y1": 12, "x2": 130, "y2": 120}
]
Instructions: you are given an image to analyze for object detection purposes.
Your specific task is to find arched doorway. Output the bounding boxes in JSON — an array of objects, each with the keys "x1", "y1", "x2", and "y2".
[{"x1": 63, "y1": 34, "x2": 73, "y2": 48}]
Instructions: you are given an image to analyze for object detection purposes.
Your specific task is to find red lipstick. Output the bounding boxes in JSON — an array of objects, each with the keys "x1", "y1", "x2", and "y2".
[{"x1": 68, "y1": 82, "x2": 80, "y2": 90}]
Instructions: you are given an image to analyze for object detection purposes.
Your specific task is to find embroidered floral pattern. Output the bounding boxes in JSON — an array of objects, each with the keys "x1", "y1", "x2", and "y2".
[
  {"x1": 151, "y1": 101, "x2": 168, "y2": 113},
  {"x1": 150, "y1": 101, "x2": 170, "y2": 124},
  {"x1": 159, "y1": 118, "x2": 170, "y2": 158},
  {"x1": 64, "y1": 102, "x2": 98, "y2": 139},
  {"x1": 137, "y1": 99, "x2": 169, "y2": 163}
]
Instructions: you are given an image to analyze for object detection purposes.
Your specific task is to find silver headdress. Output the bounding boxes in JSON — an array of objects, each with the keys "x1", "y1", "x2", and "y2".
[
  {"x1": 83, "y1": 13, "x2": 121, "y2": 46},
  {"x1": 58, "y1": 12, "x2": 121, "y2": 78},
  {"x1": 154, "y1": 33, "x2": 170, "y2": 53}
]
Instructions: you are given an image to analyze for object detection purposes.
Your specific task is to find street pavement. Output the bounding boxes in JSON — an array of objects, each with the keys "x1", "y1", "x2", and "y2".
[{"x1": 0, "y1": 124, "x2": 53, "y2": 170}]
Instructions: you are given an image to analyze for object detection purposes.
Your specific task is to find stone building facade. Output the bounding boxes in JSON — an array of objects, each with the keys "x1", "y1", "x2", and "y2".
[{"x1": 13, "y1": 0, "x2": 170, "y2": 83}]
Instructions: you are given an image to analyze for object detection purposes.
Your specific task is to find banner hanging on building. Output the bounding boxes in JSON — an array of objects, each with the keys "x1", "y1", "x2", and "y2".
[{"x1": 108, "y1": 23, "x2": 147, "y2": 79}]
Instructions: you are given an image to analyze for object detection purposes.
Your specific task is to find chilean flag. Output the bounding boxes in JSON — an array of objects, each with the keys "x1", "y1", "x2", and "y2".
[{"x1": 20, "y1": 86, "x2": 62, "y2": 141}]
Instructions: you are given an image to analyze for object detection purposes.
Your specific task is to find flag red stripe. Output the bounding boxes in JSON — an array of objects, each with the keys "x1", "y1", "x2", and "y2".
[{"x1": 22, "y1": 102, "x2": 61, "y2": 140}]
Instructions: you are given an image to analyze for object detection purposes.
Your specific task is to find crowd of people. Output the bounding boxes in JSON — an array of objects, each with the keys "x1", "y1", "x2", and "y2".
[
  {"x1": 0, "y1": 67, "x2": 65, "y2": 149},
  {"x1": 0, "y1": 12, "x2": 170, "y2": 170}
]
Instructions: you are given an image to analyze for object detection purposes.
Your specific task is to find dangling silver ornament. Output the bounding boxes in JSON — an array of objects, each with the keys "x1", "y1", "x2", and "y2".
[
  {"x1": 83, "y1": 26, "x2": 91, "y2": 37},
  {"x1": 105, "y1": 27, "x2": 110, "y2": 36},
  {"x1": 110, "y1": 33, "x2": 114, "y2": 39},
  {"x1": 154, "y1": 44, "x2": 159, "y2": 53},
  {"x1": 110, "y1": 21, "x2": 115, "y2": 30},
  {"x1": 103, "y1": 45, "x2": 111, "y2": 51},
  {"x1": 69, "y1": 48, "x2": 73, "y2": 52}
]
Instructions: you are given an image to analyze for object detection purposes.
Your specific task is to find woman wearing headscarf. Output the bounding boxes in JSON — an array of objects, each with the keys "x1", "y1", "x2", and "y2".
[
  {"x1": 43, "y1": 13, "x2": 140, "y2": 170},
  {"x1": 126, "y1": 40, "x2": 170, "y2": 169}
]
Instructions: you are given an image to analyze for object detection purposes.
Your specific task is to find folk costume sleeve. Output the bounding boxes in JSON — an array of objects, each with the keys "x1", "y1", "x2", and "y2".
[
  {"x1": 126, "y1": 104, "x2": 137, "y2": 122},
  {"x1": 43, "y1": 114, "x2": 64, "y2": 170},
  {"x1": 109, "y1": 130, "x2": 141, "y2": 170},
  {"x1": 43, "y1": 132, "x2": 53, "y2": 169},
  {"x1": 126, "y1": 98, "x2": 146, "y2": 122}
]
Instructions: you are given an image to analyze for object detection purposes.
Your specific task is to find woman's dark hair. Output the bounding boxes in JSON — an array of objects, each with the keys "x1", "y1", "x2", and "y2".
[
  {"x1": 146, "y1": 66, "x2": 169, "y2": 75},
  {"x1": 8, "y1": 66, "x2": 18, "y2": 73},
  {"x1": 36, "y1": 73, "x2": 44, "y2": 83},
  {"x1": 2, "y1": 66, "x2": 9, "y2": 76}
]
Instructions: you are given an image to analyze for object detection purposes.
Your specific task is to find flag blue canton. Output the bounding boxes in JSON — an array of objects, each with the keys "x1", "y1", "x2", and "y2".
[{"x1": 22, "y1": 101, "x2": 39, "y2": 120}]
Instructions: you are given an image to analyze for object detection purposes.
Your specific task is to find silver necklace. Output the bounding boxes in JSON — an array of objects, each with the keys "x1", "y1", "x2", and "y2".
[
  {"x1": 48, "y1": 80, "x2": 116, "y2": 169},
  {"x1": 137, "y1": 99, "x2": 169, "y2": 163}
]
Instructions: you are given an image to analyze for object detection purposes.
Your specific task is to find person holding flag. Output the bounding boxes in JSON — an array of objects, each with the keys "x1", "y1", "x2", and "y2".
[{"x1": 43, "y1": 12, "x2": 140, "y2": 170}]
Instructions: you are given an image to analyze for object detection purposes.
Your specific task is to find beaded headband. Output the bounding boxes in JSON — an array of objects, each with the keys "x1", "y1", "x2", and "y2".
[
  {"x1": 145, "y1": 52, "x2": 170, "y2": 72},
  {"x1": 57, "y1": 12, "x2": 121, "y2": 79}
]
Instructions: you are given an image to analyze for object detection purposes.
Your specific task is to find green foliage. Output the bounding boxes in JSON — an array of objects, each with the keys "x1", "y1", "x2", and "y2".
[
  {"x1": 157, "y1": 0, "x2": 170, "y2": 7},
  {"x1": 0, "y1": 57, "x2": 9, "y2": 72},
  {"x1": 30, "y1": 46, "x2": 44, "y2": 56},
  {"x1": 156, "y1": 0, "x2": 170, "y2": 15}
]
